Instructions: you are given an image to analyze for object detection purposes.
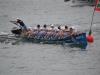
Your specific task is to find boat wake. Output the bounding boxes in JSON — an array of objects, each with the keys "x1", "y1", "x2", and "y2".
[
  {"x1": 0, "y1": 31, "x2": 87, "y2": 49},
  {"x1": 0, "y1": 32, "x2": 22, "y2": 45}
]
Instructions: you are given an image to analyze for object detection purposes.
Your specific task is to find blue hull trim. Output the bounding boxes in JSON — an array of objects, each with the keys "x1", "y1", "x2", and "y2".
[
  {"x1": 62, "y1": 33, "x2": 87, "y2": 44},
  {"x1": 23, "y1": 33, "x2": 87, "y2": 45}
]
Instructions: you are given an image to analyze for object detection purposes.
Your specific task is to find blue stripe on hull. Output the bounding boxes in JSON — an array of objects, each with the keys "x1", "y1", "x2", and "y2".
[
  {"x1": 63, "y1": 33, "x2": 87, "y2": 44},
  {"x1": 23, "y1": 33, "x2": 87, "y2": 45}
]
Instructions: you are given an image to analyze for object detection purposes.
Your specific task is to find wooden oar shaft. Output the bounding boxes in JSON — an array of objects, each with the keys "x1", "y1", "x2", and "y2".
[{"x1": 10, "y1": 21, "x2": 22, "y2": 28}]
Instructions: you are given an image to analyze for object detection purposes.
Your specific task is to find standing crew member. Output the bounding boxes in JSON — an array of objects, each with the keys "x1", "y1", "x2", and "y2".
[{"x1": 10, "y1": 18, "x2": 27, "y2": 36}]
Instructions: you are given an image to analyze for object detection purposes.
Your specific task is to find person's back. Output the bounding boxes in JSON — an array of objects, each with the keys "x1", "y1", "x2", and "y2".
[
  {"x1": 43, "y1": 24, "x2": 48, "y2": 32},
  {"x1": 53, "y1": 26, "x2": 62, "y2": 39},
  {"x1": 31, "y1": 27, "x2": 38, "y2": 37},
  {"x1": 50, "y1": 24, "x2": 56, "y2": 33},
  {"x1": 68, "y1": 27, "x2": 77, "y2": 36},
  {"x1": 63, "y1": 26, "x2": 69, "y2": 32},
  {"x1": 17, "y1": 19, "x2": 25, "y2": 27},
  {"x1": 37, "y1": 24, "x2": 41, "y2": 33}
]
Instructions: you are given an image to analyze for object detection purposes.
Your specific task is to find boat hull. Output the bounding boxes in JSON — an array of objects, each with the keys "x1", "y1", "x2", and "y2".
[
  {"x1": 11, "y1": 27, "x2": 21, "y2": 35},
  {"x1": 11, "y1": 27, "x2": 87, "y2": 45},
  {"x1": 23, "y1": 33, "x2": 87, "y2": 45}
]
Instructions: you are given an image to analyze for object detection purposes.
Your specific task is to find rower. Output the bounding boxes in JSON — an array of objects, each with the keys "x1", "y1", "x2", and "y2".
[
  {"x1": 61, "y1": 26, "x2": 69, "y2": 39},
  {"x1": 25, "y1": 27, "x2": 33, "y2": 36},
  {"x1": 65, "y1": 26, "x2": 77, "y2": 38},
  {"x1": 61, "y1": 26, "x2": 69, "y2": 32},
  {"x1": 30, "y1": 25, "x2": 41, "y2": 38},
  {"x1": 44, "y1": 24, "x2": 56, "y2": 39},
  {"x1": 30, "y1": 27, "x2": 38, "y2": 38},
  {"x1": 37, "y1": 24, "x2": 48, "y2": 39},
  {"x1": 36, "y1": 24, "x2": 41, "y2": 33},
  {"x1": 53, "y1": 26, "x2": 61, "y2": 40},
  {"x1": 10, "y1": 18, "x2": 27, "y2": 36}
]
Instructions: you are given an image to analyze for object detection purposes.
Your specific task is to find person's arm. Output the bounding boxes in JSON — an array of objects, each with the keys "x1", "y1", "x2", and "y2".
[
  {"x1": 70, "y1": 31, "x2": 75, "y2": 36},
  {"x1": 60, "y1": 28, "x2": 64, "y2": 31},
  {"x1": 10, "y1": 20, "x2": 22, "y2": 28},
  {"x1": 61, "y1": 28, "x2": 69, "y2": 32},
  {"x1": 10, "y1": 21, "x2": 18, "y2": 25},
  {"x1": 64, "y1": 30, "x2": 69, "y2": 32}
]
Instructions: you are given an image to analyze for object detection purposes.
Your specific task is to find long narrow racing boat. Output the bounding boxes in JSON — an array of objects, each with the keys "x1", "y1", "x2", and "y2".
[{"x1": 11, "y1": 27, "x2": 87, "y2": 45}]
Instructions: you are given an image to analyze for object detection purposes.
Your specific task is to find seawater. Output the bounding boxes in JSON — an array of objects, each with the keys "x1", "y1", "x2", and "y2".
[{"x1": 0, "y1": 0, "x2": 100, "y2": 75}]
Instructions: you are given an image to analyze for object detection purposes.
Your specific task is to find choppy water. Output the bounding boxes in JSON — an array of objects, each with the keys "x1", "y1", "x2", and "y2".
[{"x1": 0, "y1": 0, "x2": 100, "y2": 75}]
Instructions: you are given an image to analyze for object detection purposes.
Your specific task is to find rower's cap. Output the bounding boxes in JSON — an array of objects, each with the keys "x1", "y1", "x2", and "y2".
[
  {"x1": 29, "y1": 27, "x2": 32, "y2": 30},
  {"x1": 17, "y1": 18, "x2": 20, "y2": 20},
  {"x1": 51, "y1": 24, "x2": 54, "y2": 27},
  {"x1": 71, "y1": 26, "x2": 75, "y2": 29},
  {"x1": 34, "y1": 27, "x2": 37, "y2": 30},
  {"x1": 49, "y1": 28, "x2": 52, "y2": 30},
  {"x1": 40, "y1": 27, "x2": 43, "y2": 30},
  {"x1": 57, "y1": 29, "x2": 59, "y2": 31}
]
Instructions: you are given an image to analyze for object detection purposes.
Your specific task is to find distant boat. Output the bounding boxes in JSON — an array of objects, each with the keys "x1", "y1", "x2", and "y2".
[
  {"x1": 67, "y1": 0, "x2": 95, "y2": 7},
  {"x1": 64, "y1": 0, "x2": 70, "y2": 2}
]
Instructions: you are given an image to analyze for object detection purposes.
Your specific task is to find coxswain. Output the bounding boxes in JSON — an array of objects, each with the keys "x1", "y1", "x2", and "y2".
[{"x1": 10, "y1": 18, "x2": 27, "y2": 36}]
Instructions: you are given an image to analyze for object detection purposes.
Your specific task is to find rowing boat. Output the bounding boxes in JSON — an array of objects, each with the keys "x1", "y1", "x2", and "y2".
[{"x1": 11, "y1": 27, "x2": 87, "y2": 45}]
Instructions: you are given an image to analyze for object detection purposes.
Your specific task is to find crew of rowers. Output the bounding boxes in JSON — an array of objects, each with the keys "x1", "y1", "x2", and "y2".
[
  {"x1": 24, "y1": 24, "x2": 77, "y2": 40},
  {"x1": 10, "y1": 18, "x2": 77, "y2": 39}
]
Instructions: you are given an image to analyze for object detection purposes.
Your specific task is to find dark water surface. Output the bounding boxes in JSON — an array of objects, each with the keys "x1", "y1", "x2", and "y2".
[{"x1": 0, "y1": 0, "x2": 100, "y2": 75}]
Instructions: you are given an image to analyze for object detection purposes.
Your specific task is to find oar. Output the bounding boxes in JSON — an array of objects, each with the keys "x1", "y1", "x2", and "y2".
[
  {"x1": 10, "y1": 21, "x2": 22, "y2": 28},
  {"x1": 71, "y1": 36, "x2": 78, "y2": 43}
]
